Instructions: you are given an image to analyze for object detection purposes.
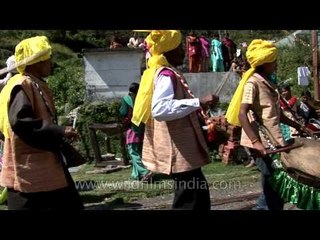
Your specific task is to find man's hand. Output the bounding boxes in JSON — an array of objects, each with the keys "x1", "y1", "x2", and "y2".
[
  {"x1": 64, "y1": 126, "x2": 79, "y2": 142},
  {"x1": 200, "y1": 94, "x2": 219, "y2": 108},
  {"x1": 253, "y1": 141, "x2": 267, "y2": 156}
]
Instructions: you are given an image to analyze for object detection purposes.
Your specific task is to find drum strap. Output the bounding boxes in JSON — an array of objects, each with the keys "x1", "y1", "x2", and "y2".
[{"x1": 249, "y1": 109, "x2": 278, "y2": 151}]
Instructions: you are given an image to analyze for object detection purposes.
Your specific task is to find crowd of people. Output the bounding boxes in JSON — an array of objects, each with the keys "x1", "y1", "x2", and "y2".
[
  {"x1": 185, "y1": 31, "x2": 250, "y2": 74},
  {"x1": 109, "y1": 31, "x2": 249, "y2": 74}
]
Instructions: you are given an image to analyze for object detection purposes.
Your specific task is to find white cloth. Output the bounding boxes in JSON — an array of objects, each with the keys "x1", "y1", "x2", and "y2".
[
  {"x1": 297, "y1": 66, "x2": 310, "y2": 86},
  {"x1": 127, "y1": 37, "x2": 139, "y2": 48},
  {"x1": 236, "y1": 49, "x2": 241, "y2": 57},
  {"x1": 0, "y1": 55, "x2": 15, "y2": 86},
  {"x1": 0, "y1": 72, "x2": 12, "y2": 85},
  {"x1": 6, "y1": 55, "x2": 15, "y2": 71},
  {"x1": 145, "y1": 51, "x2": 151, "y2": 60},
  {"x1": 152, "y1": 75, "x2": 200, "y2": 121}
]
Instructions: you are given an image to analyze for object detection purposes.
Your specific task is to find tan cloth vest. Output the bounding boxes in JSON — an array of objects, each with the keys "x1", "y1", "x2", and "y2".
[
  {"x1": 240, "y1": 74, "x2": 285, "y2": 149},
  {"x1": 141, "y1": 67, "x2": 209, "y2": 175},
  {"x1": 0, "y1": 76, "x2": 68, "y2": 192}
]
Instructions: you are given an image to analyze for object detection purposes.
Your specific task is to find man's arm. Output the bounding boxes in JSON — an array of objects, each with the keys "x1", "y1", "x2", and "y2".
[
  {"x1": 239, "y1": 103, "x2": 267, "y2": 155},
  {"x1": 152, "y1": 74, "x2": 200, "y2": 121},
  {"x1": 239, "y1": 82, "x2": 267, "y2": 155},
  {"x1": 152, "y1": 69, "x2": 219, "y2": 122},
  {"x1": 8, "y1": 85, "x2": 65, "y2": 151}
]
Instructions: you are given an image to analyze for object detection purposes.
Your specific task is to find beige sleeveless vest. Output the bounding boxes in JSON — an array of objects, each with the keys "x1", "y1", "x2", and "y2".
[
  {"x1": 240, "y1": 73, "x2": 285, "y2": 149},
  {"x1": 141, "y1": 67, "x2": 209, "y2": 174},
  {"x1": 1, "y1": 76, "x2": 68, "y2": 192}
]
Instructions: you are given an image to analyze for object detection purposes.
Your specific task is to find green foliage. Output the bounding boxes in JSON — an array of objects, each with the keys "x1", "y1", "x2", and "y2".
[
  {"x1": 78, "y1": 100, "x2": 122, "y2": 124},
  {"x1": 228, "y1": 30, "x2": 289, "y2": 45},
  {"x1": 277, "y1": 42, "x2": 313, "y2": 96},
  {"x1": 47, "y1": 55, "x2": 85, "y2": 116},
  {"x1": 209, "y1": 149, "x2": 221, "y2": 162},
  {"x1": 75, "y1": 100, "x2": 122, "y2": 161},
  {"x1": 53, "y1": 30, "x2": 141, "y2": 51},
  {"x1": 0, "y1": 30, "x2": 46, "y2": 66},
  {"x1": 217, "y1": 102, "x2": 229, "y2": 112}
]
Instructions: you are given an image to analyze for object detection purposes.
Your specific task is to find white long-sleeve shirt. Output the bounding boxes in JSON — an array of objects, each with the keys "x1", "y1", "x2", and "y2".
[{"x1": 151, "y1": 74, "x2": 200, "y2": 121}]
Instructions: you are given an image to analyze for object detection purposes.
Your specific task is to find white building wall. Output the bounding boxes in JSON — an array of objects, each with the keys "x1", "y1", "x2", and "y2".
[
  {"x1": 83, "y1": 49, "x2": 240, "y2": 103},
  {"x1": 83, "y1": 49, "x2": 144, "y2": 100}
]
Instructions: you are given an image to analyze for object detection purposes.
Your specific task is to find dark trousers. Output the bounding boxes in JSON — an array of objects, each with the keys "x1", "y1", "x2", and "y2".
[
  {"x1": 255, "y1": 156, "x2": 284, "y2": 210},
  {"x1": 171, "y1": 168, "x2": 210, "y2": 210},
  {"x1": 7, "y1": 164, "x2": 84, "y2": 210},
  {"x1": 7, "y1": 185, "x2": 84, "y2": 210}
]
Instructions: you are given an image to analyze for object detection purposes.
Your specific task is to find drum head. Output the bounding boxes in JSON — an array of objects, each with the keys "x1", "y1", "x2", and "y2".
[{"x1": 281, "y1": 138, "x2": 320, "y2": 183}]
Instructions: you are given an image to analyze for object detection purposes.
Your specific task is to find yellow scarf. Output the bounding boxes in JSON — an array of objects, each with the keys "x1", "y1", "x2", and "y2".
[
  {"x1": 0, "y1": 74, "x2": 25, "y2": 138},
  {"x1": 132, "y1": 30, "x2": 182, "y2": 126},
  {"x1": 225, "y1": 39, "x2": 277, "y2": 126}
]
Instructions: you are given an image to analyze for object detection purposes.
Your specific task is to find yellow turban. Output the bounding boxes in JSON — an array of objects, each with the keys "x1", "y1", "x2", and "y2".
[
  {"x1": 225, "y1": 39, "x2": 277, "y2": 126},
  {"x1": 15, "y1": 36, "x2": 52, "y2": 74},
  {"x1": 132, "y1": 30, "x2": 182, "y2": 126},
  {"x1": 246, "y1": 39, "x2": 277, "y2": 68},
  {"x1": 145, "y1": 30, "x2": 182, "y2": 56}
]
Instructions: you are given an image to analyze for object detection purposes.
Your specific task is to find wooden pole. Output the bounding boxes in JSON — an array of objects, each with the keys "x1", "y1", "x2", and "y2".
[{"x1": 312, "y1": 30, "x2": 319, "y2": 101}]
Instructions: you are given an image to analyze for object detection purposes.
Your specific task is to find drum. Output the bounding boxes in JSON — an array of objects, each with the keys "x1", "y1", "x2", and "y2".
[
  {"x1": 270, "y1": 137, "x2": 320, "y2": 209},
  {"x1": 281, "y1": 137, "x2": 320, "y2": 188}
]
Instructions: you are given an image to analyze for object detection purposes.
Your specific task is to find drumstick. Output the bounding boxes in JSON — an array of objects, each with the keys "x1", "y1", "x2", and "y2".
[
  {"x1": 72, "y1": 115, "x2": 77, "y2": 129},
  {"x1": 266, "y1": 142, "x2": 304, "y2": 155}
]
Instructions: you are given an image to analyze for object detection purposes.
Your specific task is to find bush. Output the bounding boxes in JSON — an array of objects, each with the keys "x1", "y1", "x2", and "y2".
[
  {"x1": 47, "y1": 54, "x2": 86, "y2": 116},
  {"x1": 75, "y1": 100, "x2": 122, "y2": 162},
  {"x1": 277, "y1": 42, "x2": 313, "y2": 96}
]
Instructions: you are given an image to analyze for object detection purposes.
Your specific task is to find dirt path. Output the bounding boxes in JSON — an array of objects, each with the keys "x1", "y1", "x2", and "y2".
[
  {"x1": 128, "y1": 181, "x2": 298, "y2": 210},
  {"x1": 85, "y1": 181, "x2": 299, "y2": 210}
]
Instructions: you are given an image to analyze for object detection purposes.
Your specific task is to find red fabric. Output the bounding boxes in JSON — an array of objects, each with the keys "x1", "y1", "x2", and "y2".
[
  {"x1": 222, "y1": 37, "x2": 236, "y2": 49},
  {"x1": 287, "y1": 96, "x2": 298, "y2": 108},
  {"x1": 307, "y1": 123, "x2": 320, "y2": 131},
  {"x1": 280, "y1": 96, "x2": 297, "y2": 109},
  {"x1": 186, "y1": 36, "x2": 201, "y2": 57}
]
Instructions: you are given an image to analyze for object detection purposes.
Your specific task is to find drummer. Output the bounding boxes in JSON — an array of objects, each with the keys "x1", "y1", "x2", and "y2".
[{"x1": 225, "y1": 39, "x2": 305, "y2": 210}]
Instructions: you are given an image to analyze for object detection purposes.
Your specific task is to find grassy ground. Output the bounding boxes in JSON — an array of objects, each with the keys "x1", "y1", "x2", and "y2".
[{"x1": 0, "y1": 161, "x2": 260, "y2": 210}]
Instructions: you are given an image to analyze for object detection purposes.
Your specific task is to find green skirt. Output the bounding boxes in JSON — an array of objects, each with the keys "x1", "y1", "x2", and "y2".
[{"x1": 270, "y1": 168, "x2": 320, "y2": 210}]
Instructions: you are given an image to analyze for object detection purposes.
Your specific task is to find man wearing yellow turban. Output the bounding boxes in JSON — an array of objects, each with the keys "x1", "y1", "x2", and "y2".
[
  {"x1": 0, "y1": 36, "x2": 83, "y2": 210},
  {"x1": 132, "y1": 30, "x2": 218, "y2": 210},
  {"x1": 226, "y1": 39, "x2": 303, "y2": 210}
]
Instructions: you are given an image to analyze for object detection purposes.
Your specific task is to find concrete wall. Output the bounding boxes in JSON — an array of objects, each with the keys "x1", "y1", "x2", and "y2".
[
  {"x1": 184, "y1": 72, "x2": 240, "y2": 103},
  {"x1": 83, "y1": 48, "x2": 144, "y2": 100},
  {"x1": 83, "y1": 49, "x2": 240, "y2": 103}
]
